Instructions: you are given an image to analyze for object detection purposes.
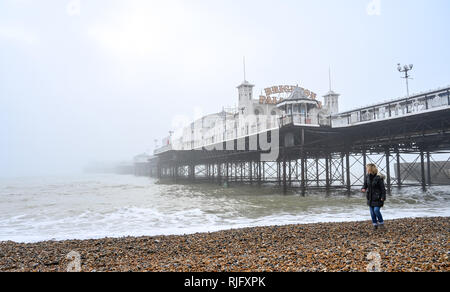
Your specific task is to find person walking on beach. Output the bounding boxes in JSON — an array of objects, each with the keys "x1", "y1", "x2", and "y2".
[{"x1": 362, "y1": 164, "x2": 387, "y2": 231}]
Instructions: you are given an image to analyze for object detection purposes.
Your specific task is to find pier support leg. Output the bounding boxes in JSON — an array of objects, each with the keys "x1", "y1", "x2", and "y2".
[
  {"x1": 329, "y1": 155, "x2": 333, "y2": 185},
  {"x1": 225, "y1": 162, "x2": 229, "y2": 185},
  {"x1": 363, "y1": 149, "x2": 367, "y2": 177},
  {"x1": 385, "y1": 149, "x2": 391, "y2": 194},
  {"x1": 240, "y1": 162, "x2": 243, "y2": 183},
  {"x1": 282, "y1": 157, "x2": 287, "y2": 193},
  {"x1": 426, "y1": 152, "x2": 432, "y2": 186},
  {"x1": 301, "y1": 155, "x2": 306, "y2": 191},
  {"x1": 258, "y1": 159, "x2": 262, "y2": 185},
  {"x1": 346, "y1": 152, "x2": 351, "y2": 192},
  {"x1": 396, "y1": 150, "x2": 402, "y2": 187},
  {"x1": 277, "y1": 162, "x2": 281, "y2": 186},
  {"x1": 304, "y1": 158, "x2": 308, "y2": 186},
  {"x1": 288, "y1": 159, "x2": 292, "y2": 187},
  {"x1": 249, "y1": 161, "x2": 253, "y2": 185},
  {"x1": 157, "y1": 164, "x2": 162, "y2": 180},
  {"x1": 325, "y1": 155, "x2": 330, "y2": 189},
  {"x1": 315, "y1": 157, "x2": 320, "y2": 187},
  {"x1": 218, "y1": 162, "x2": 222, "y2": 186},
  {"x1": 262, "y1": 162, "x2": 266, "y2": 182},
  {"x1": 420, "y1": 150, "x2": 426, "y2": 190}
]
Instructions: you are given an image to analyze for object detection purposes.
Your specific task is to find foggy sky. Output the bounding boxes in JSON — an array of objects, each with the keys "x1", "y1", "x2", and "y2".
[{"x1": 1, "y1": 0, "x2": 449, "y2": 177}]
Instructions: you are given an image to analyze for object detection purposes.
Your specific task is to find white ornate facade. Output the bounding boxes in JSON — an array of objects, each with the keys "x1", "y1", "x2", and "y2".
[{"x1": 155, "y1": 79, "x2": 340, "y2": 154}]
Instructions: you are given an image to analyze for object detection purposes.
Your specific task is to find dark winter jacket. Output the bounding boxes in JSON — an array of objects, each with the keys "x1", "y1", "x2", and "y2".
[{"x1": 363, "y1": 173, "x2": 387, "y2": 207}]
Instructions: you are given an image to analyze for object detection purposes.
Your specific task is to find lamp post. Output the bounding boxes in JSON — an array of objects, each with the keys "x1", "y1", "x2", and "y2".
[
  {"x1": 397, "y1": 63, "x2": 414, "y2": 113},
  {"x1": 222, "y1": 109, "x2": 227, "y2": 142},
  {"x1": 397, "y1": 63, "x2": 414, "y2": 98},
  {"x1": 168, "y1": 131, "x2": 173, "y2": 146}
]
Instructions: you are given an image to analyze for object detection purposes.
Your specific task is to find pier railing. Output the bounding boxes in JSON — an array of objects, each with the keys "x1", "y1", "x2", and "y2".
[
  {"x1": 332, "y1": 87, "x2": 450, "y2": 128},
  {"x1": 154, "y1": 144, "x2": 173, "y2": 155},
  {"x1": 279, "y1": 113, "x2": 331, "y2": 127}
]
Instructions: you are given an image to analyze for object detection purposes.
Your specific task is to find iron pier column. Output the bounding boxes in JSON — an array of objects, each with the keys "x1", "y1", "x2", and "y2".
[
  {"x1": 288, "y1": 159, "x2": 292, "y2": 187},
  {"x1": 249, "y1": 160, "x2": 253, "y2": 185},
  {"x1": 282, "y1": 156, "x2": 287, "y2": 193},
  {"x1": 226, "y1": 162, "x2": 229, "y2": 185},
  {"x1": 362, "y1": 149, "x2": 367, "y2": 178},
  {"x1": 420, "y1": 150, "x2": 426, "y2": 190},
  {"x1": 346, "y1": 152, "x2": 351, "y2": 192},
  {"x1": 325, "y1": 154, "x2": 330, "y2": 189},
  {"x1": 258, "y1": 159, "x2": 262, "y2": 185},
  {"x1": 385, "y1": 148, "x2": 391, "y2": 193},
  {"x1": 315, "y1": 157, "x2": 320, "y2": 187},
  {"x1": 396, "y1": 150, "x2": 402, "y2": 187},
  {"x1": 217, "y1": 162, "x2": 222, "y2": 185},
  {"x1": 426, "y1": 152, "x2": 432, "y2": 186},
  {"x1": 301, "y1": 154, "x2": 306, "y2": 191},
  {"x1": 277, "y1": 162, "x2": 281, "y2": 186}
]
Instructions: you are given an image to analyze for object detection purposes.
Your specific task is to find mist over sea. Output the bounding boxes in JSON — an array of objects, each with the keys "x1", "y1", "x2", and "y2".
[{"x1": 0, "y1": 174, "x2": 449, "y2": 243}]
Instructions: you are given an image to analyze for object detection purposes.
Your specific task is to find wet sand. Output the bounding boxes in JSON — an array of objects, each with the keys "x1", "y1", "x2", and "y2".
[{"x1": 0, "y1": 217, "x2": 448, "y2": 272}]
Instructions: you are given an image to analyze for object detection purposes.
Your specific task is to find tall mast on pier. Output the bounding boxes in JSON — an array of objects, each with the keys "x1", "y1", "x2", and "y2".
[
  {"x1": 243, "y1": 56, "x2": 247, "y2": 82},
  {"x1": 329, "y1": 66, "x2": 332, "y2": 92},
  {"x1": 323, "y1": 66, "x2": 340, "y2": 115}
]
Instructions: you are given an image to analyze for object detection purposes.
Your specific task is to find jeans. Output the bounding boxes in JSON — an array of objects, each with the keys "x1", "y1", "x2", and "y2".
[{"x1": 369, "y1": 207, "x2": 384, "y2": 226}]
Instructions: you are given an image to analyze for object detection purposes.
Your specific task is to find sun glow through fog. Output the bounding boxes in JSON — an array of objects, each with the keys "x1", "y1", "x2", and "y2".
[{"x1": 88, "y1": 1, "x2": 188, "y2": 61}]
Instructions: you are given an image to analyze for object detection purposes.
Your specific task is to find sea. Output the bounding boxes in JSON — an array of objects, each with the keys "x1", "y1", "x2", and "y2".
[{"x1": 0, "y1": 174, "x2": 449, "y2": 243}]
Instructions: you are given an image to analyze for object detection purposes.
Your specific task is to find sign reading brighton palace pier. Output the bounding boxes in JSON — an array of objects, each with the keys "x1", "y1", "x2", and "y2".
[{"x1": 259, "y1": 85, "x2": 317, "y2": 105}]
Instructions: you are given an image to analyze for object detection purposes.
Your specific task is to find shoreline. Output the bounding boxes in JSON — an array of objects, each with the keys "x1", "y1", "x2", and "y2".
[{"x1": 0, "y1": 217, "x2": 448, "y2": 272}]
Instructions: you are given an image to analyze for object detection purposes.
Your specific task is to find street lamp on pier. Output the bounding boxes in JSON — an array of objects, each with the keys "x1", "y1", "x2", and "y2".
[
  {"x1": 397, "y1": 63, "x2": 414, "y2": 113},
  {"x1": 397, "y1": 63, "x2": 414, "y2": 98}
]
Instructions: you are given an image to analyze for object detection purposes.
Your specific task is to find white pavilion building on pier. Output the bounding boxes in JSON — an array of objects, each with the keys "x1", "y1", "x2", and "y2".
[{"x1": 155, "y1": 79, "x2": 340, "y2": 154}]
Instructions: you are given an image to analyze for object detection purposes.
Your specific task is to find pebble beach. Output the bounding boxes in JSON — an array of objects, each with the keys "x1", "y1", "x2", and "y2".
[{"x1": 0, "y1": 217, "x2": 448, "y2": 272}]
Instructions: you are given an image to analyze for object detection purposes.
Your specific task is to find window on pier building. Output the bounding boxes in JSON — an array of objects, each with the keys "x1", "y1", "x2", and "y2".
[{"x1": 300, "y1": 106, "x2": 306, "y2": 115}]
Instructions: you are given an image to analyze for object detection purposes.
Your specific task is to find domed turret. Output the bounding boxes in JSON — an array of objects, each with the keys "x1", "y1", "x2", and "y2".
[
  {"x1": 277, "y1": 87, "x2": 322, "y2": 125},
  {"x1": 323, "y1": 90, "x2": 340, "y2": 115}
]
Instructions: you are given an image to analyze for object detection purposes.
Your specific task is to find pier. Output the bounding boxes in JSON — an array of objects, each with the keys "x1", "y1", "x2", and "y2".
[{"x1": 152, "y1": 86, "x2": 450, "y2": 192}]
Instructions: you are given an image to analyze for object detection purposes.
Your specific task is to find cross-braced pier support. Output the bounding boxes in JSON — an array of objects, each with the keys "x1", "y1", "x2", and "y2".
[{"x1": 156, "y1": 148, "x2": 450, "y2": 193}]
